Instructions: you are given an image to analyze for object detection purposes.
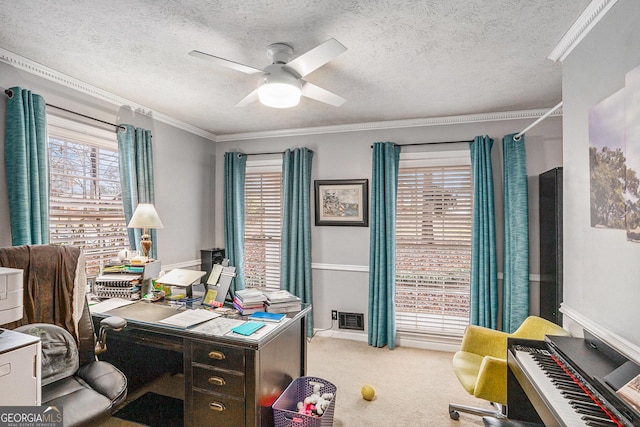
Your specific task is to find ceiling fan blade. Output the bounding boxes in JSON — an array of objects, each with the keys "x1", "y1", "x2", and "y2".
[
  {"x1": 284, "y1": 38, "x2": 347, "y2": 78},
  {"x1": 188, "y1": 50, "x2": 264, "y2": 75},
  {"x1": 235, "y1": 89, "x2": 259, "y2": 107},
  {"x1": 301, "y1": 81, "x2": 346, "y2": 107}
]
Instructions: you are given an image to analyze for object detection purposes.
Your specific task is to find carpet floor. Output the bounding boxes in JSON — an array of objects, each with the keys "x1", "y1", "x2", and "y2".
[{"x1": 305, "y1": 335, "x2": 490, "y2": 426}]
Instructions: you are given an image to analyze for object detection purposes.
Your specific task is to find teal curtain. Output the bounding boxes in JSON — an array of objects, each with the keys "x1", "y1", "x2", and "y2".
[
  {"x1": 223, "y1": 152, "x2": 246, "y2": 292},
  {"x1": 469, "y1": 136, "x2": 498, "y2": 329},
  {"x1": 117, "y1": 125, "x2": 158, "y2": 257},
  {"x1": 368, "y1": 142, "x2": 400, "y2": 349},
  {"x1": 281, "y1": 148, "x2": 314, "y2": 337},
  {"x1": 4, "y1": 86, "x2": 49, "y2": 245},
  {"x1": 502, "y1": 133, "x2": 529, "y2": 332}
]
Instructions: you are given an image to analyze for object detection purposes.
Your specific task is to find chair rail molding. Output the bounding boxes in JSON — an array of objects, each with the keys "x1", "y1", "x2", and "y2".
[
  {"x1": 311, "y1": 263, "x2": 369, "y2": 273},
  {"x1": 561, "y1": 303, "x2": 640, "y2": 364},
  {"x1": 164, "y1": 259, "x2": 201, "y2": 271}
]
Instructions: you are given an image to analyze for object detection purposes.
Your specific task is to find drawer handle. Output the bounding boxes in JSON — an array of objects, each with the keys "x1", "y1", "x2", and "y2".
[
  {"x1": 208, "y1": 376, "x2": 226, "y2": 386},
  {"x1": 209, "y1": 402, "x2": 226, "y2": 412},
  {"x1": 208, "y1": 351, "x2": 225, "y2": 360}
]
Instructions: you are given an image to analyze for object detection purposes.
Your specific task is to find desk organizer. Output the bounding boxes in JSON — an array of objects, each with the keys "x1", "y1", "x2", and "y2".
[{"x1": 272, "y1": 376, "x2": 337, "y2": 427}]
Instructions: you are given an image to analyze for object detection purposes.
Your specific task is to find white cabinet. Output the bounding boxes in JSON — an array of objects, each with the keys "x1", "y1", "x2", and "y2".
[
  {"x1": 0, "y1": 328, "x2": 41, "y2": 405},
  {"x1": 0, "y1": 267, "x2": 23, "y2": 324}
]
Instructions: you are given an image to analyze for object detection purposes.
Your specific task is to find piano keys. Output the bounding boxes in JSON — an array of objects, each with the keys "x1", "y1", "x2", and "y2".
[{"x1": 507, "y1": 333, "x2": 640, "y2": 426}]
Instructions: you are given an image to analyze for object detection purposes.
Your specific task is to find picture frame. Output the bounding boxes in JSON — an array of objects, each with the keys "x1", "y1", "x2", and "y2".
[{"x1": 314, "y1": 179, "x2": 369, "y2": 226}]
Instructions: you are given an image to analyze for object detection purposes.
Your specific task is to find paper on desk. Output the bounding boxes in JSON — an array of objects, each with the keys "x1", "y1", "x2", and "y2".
[
  {"x1": 158, "y1": 309, "x2": 220, "y2": 328},
  {"x1": 89, "y1": 298, "x2": 136, "y2": 314},
  {"x1": 191, "y1": 317, "x2": 245, "y2": 336}
]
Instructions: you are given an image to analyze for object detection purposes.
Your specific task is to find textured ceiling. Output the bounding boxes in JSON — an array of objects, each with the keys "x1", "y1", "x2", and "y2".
[{"x1": 0, "y1": 0, "x2": 590, "y2": 137}]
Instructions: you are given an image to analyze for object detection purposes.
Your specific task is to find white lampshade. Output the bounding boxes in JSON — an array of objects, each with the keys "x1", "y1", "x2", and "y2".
[
  {"x1": 127, "y1": 203, "x2": 164, "y2": 229},
  {"x1": 257, "y1": 68, "x2": 302, "y2": 109}
]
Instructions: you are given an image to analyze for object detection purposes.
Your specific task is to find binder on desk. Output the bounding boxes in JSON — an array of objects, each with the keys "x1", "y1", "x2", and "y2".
[{"x1": 95, "y1": 273, "x2": 142, "y2": 300}]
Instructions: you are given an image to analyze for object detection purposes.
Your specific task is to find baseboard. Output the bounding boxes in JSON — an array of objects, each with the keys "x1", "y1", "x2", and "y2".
[
  {"x1": 396, "y1": 334, "x2": 462, "y2": 353},
  {"x1": 313, "y1": 328, "x2": 368, "y2": 342},
  {"x1": 312, "y1": 328, "x2": 461, "y2": 353}
]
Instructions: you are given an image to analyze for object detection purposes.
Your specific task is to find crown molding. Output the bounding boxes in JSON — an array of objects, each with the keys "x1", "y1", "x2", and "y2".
[
  {"x1": 548, "y1": 0, "x2": 618, "y2": 62},
  {"x1": 0, "y1": 47, "x2": 217, "y2": 141},
  {"x1": 216, "y1": 107, "x2": 563, "y2": 142},
  {"x1": 0, "y1": 47, "x2": 564, "y2": 144}
]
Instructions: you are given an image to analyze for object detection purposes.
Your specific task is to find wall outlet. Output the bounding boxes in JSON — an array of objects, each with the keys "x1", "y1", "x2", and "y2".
[{"x1": 331, "y1": 310, "x2": 338, "y2": 320}]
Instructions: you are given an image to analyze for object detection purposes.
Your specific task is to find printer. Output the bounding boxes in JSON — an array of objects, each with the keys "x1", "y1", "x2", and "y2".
[{"x1": 0, "y1": 267, "x2": 23, "y2": 324}]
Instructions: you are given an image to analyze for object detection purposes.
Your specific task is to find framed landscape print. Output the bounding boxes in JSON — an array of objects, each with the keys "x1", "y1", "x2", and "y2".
[{"x1": 314, "y1": 179, "x2": 368, "y2": 226}]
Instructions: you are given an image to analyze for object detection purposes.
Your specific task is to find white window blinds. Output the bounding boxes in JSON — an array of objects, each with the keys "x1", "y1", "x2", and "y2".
[
  {"x1": 244, "y1": 166, "x2": 282, "y2": 290},
  {"x1": 395, "y1": 153, "x2": 473, "y2": 337},
  {"x1": 48, "y1": 117, "x2": 128, "y2": 276}
]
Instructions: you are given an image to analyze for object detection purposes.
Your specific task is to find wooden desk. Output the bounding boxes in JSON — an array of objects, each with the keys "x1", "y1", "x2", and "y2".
[{"x1": 92, "y1": 302, "x2": 310, "y2": 427}]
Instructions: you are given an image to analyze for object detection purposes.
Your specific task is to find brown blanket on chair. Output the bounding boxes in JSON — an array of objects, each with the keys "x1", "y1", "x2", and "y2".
[{"x1": 0, "y1": 245, "x2": 80, "y2": 337}]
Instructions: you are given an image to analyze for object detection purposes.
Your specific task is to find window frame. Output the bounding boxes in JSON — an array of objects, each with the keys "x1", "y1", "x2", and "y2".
[
  {"x1": 47, "y1": 115, "x2": 128, "y2": 276},
  {"x1": 395, "y1": 148, "x2": 473, "y2": 338},
  {"x1": 243, "y1": 158, "x2": 283, "y2": 291}
]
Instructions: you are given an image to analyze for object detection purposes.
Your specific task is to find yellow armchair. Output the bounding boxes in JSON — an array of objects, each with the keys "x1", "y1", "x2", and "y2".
[{"x1": 449, "y1": 316, "x2": 569, "y2": 421}]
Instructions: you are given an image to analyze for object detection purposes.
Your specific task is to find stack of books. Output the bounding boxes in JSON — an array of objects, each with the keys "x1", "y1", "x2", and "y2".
[
  {"x1": 233, "y1": 288, "x2": 267, "y2": 315},
  {"x1": 264, "y1": 290, "x2": 302, "y2": 313}
]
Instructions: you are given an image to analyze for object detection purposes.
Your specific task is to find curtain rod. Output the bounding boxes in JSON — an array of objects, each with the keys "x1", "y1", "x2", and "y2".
[
  {"x1": 4, "y1": 88, "x2": 125, "y2": 131},
  {"x1": 514, "y1": 101, "x2": 563, "y2": 141},
  {"x1": 240, "y1": 149, "x2": 315, "y2": 156},
  {"x1": 370, "y1": 140, "x2": 473, "y2": 148},
  {"x1": 241, "y1": 151, "x2": 284, "y2": 156}
]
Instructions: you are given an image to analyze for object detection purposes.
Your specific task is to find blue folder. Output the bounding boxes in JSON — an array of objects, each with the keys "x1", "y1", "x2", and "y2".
[
  {"x1": 231, "y1": 321, "x2": 266, "y2": 336},
  {"x1": 248, "y1": 311, "x2": 286, "y2": 322}
]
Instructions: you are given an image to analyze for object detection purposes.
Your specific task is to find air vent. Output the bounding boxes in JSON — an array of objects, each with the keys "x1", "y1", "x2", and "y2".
[{"x1": 338, "y1": 312, "x2": 364, "y2": 331}]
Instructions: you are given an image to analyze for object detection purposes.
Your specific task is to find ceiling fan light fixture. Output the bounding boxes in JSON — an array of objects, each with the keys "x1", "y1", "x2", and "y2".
[
  {"x1": 257, "y1": 67, "x2": 302, "y2": 108},
  {"x1": 258, "y1": 82, "x2": 301, "y2": 108}
]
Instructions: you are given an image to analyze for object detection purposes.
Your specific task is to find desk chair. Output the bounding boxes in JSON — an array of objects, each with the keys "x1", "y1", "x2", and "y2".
[
  {"x1": 0, "y1": 245, "x2": 128, "y2": 427},
  {"x1": 449, "y1": 316, "x2": 569, "y2": 421}
]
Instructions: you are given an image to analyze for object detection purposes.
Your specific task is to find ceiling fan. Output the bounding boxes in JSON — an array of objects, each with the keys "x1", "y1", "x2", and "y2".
[{"x1": 189, "y1": 38, "x2": 347, "y2": 109}]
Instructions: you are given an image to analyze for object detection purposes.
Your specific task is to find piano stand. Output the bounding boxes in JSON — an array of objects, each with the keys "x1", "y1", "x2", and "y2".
[
  {"x1": 448, "y1": 402, "x2": 506, "y2": 421},
  {"x1": 481, "y1": 416, "x2": 544, "y2": 427}
]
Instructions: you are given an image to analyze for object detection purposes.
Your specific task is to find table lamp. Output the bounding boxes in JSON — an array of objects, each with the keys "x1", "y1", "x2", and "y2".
[{"x1": 127, "y1": 203, "x2": 164, "y2": 259}]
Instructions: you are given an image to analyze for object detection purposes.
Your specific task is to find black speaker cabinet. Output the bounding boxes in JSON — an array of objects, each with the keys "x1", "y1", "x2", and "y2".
[
  {"x1": 200, "y1": 248, "x2": 225, "y2": 284},
  {"x1": 539, "y1": 167, "x2": 563, "y2": 325}
]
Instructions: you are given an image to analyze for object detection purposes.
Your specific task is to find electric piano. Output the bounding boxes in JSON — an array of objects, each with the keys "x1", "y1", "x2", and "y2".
[{"x1": 507, "y1": 332, "x2": 640, "y2": 426}]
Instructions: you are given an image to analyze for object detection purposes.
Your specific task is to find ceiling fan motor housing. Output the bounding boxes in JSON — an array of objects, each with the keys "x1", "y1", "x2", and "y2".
[{"x1": 266, "y1": 43, "x2": 294, "y2": 65}]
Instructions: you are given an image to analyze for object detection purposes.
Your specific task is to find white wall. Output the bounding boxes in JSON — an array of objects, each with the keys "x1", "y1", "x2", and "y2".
[
  {"x1": 214, "y1": 117, "x2": 563, "y2": 336},
  {"x1": 0, "y1": 61, "x2": 215, "y2": 266},
  {"x1": 561, "y1": 0, "x2": 640, "y2": 359}
]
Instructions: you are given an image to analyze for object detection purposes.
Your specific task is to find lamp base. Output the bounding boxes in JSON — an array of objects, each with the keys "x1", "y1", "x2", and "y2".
[{"x1": 140, "y1": 233, "x2": 152, "y2": 258}]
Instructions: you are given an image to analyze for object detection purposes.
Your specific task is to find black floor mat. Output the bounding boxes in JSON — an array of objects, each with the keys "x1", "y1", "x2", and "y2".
[{"x1": 114, "y1": 392, "x2": 183, "y2": 427}]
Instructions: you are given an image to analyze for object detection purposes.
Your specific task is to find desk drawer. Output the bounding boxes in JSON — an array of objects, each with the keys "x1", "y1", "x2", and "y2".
[
  {"x1": 192, "y1": 389, "x2": 244, "y2": 427},
  {"x1": 193, "y1": 365, "x2": 244, "y2": 398},
  {"x1": 192, "y1": 342, "x2": 244, "y2": 372}
]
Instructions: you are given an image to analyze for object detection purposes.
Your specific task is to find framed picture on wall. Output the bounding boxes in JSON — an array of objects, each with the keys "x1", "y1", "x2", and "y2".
[{"x1": 314, "y1": 179, "x2": 369, "y2": 226}]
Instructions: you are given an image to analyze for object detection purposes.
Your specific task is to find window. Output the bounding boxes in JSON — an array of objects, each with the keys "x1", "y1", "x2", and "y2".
[
  {"x1": 48, "y1": 116, "x2": 128, "y2": 276},
  {"x1": 395, "y1": 151, "x2": 473, "y2": 337},
  {"x1": 244, "y1": 160, "x2": 282, "y2": 290}
]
